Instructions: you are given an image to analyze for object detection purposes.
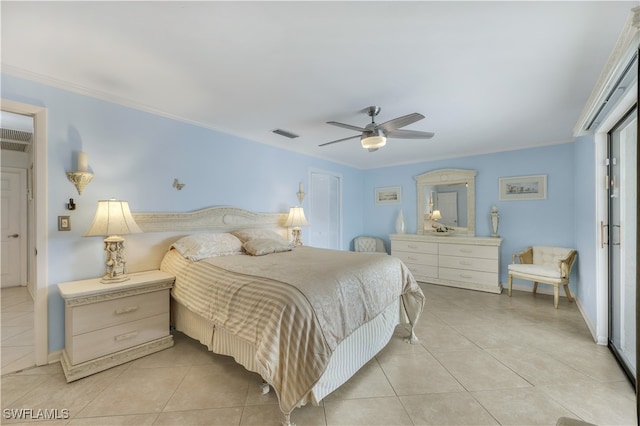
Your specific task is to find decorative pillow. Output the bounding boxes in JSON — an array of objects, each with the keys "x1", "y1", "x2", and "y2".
[
  {"x1": 231, "y1": 228, "x2": 288, "y2": 244},
  {"x1": 171, "y1": 233, "x2": 243, "y2": 261},
  {"x1": 243, "y1": 238, "x2": 292, "y2": 256}
]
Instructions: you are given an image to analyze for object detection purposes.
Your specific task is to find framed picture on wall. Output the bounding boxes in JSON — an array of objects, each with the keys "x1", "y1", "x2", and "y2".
[
  {"x1": 375, "y1": 186, "x2": 402, "y2": 205},
  {"x1": 499, "y1": 174, "x2": 547, "y2": 200}
]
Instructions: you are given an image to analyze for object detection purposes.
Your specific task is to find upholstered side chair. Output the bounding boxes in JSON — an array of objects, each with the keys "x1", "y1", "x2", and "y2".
[
  {"x1": 354, "y1": 236, "x2": 386, "y2": 253},
  {"x1": 508, "y1": 246, "x2": 577, "y2": 308}
]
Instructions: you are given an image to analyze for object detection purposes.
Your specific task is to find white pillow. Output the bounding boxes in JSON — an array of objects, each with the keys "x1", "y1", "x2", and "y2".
[
  {"x1": 171, "y1": 233, "x2": 243, "y2": 261},
  {"x1": 243, "y1": 238, "x2": 292, "y2": 256},
  {"x1": 231, "y1": 228, "x2": 288, "y2": 244}
]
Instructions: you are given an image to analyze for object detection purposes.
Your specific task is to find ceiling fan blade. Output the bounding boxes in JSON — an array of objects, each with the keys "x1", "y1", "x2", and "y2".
[
  {"x1": 379, "y1": 113, "x2": 425, "y2": 132},
  {"x1": 326, "y1": 121, "x2": 366, "y2": 132},
  {"x1": 318, "y1": 134, "x2": 360, "y2": 147},
  {"x1": 385, "y1": 129, "x2": 435, "y2": 139}
]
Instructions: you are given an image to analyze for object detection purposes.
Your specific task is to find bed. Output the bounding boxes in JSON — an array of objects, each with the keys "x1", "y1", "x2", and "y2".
[{"x1": 132, "y1": 207, "x2": 424, "y2": 425}]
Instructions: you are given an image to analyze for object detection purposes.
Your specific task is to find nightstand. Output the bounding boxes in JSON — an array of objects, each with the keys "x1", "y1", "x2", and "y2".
[{"x1": 58, "y1": 270, "x2": 175, "y2": 382}]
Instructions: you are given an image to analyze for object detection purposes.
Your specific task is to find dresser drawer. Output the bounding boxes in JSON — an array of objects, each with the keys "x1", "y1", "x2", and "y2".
[
  {"x1": 393, "y1": 251, "x2": 437, "y2": 266},
  {"x1": 71, "y1": 289, "x2": 169, "y2": 335},
  {"x1": 439, "y1": 267, "x2": 498, "y2": 285},
  {"x1": 68, "y1": 312, "x2": 169, "y2": 364},
  {"x1": 392, "y1": 240, "x2": 438, "y2": 254},
  {"x1": 406, "y1": 264, "x2": 438, "y2": 281},
  {"x1": 438, "y1": 244, "x2": 498, "y2": 260},
  {"x1": 439, "y1": 255, "x2": 497, "y2": 273}
]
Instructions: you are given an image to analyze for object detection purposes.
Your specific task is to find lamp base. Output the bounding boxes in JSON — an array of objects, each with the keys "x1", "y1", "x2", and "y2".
[
  {"x1": 291, "y1": 228, "x2": 303, "y2": 246},
  {"x1": 101, "y1": 235, "x2": 130, "y2": 284}
]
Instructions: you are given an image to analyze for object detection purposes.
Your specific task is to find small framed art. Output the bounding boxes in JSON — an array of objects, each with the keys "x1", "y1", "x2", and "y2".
[
  {"x1": 375, "y1": 186, "x2": 402, "y2": 205},
  {"x1": 499, "y1": 174, "x2": 547, "y2": 201}
]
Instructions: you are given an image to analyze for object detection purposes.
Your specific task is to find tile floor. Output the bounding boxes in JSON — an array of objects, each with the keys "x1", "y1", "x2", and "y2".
[
  {"x1": 1, "y1": 283, "x2": 637, "y2": 425},
  {"x1": 1, "y1": 286, "x2": 35, "y2": 375}
]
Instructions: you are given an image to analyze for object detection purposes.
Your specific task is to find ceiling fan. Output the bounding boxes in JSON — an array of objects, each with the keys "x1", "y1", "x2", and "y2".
[{"x1": 319, "y1": 106, "x2": 435, "y2": 152}]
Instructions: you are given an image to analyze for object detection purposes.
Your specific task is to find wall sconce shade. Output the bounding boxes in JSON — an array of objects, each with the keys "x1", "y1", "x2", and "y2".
[
  {"x1": 284, "y1": 206, "x2": 309, "y2": 246},
  {"x1": 85, "y1": 200, "x2": 142, "y2": 283},
  {"x1": 67, "y1": 151, "x2": 93, "y2": 195}
]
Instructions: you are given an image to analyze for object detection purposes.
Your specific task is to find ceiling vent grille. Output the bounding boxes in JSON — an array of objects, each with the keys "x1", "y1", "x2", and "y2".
[
  {"x1": 1, "y1": 128, "x2": 33, "y2": 152},
  {"x1": 272, "y1": 128, "x2": 299, "y2": 139}
]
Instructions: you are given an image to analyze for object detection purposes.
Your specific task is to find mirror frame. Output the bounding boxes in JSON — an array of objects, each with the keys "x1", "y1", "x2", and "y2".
[{"x1": 416, "y1": 169, "x2": 477, "y2": 236}]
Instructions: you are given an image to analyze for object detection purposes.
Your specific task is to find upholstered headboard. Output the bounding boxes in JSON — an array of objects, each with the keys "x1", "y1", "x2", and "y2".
[{"x1": 127, "y1": 206, "x2": 289, "y2": 272}]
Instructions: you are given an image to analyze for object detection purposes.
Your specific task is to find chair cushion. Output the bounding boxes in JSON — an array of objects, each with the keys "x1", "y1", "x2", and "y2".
[
  {"x1": 508, "y1": 263, "x2": 562, "y2": 280},
  {"x1": 532, "y1": 246, "x2": 573, "y2": 268}
]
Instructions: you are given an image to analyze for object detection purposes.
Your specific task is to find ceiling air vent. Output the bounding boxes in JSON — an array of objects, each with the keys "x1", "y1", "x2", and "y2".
[
  {"x1": 1, "y1": 128, "x2": 33, "y2": 152},
  {"x1": 272, "y1": 129, "x2": 299, "y2": 139}
]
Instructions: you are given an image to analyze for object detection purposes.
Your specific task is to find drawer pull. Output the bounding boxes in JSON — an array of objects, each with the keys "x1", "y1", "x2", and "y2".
[
  {"x1": 114, "y1": 331, "x2": 139, "y2": 342},
  {"x1": 408, "y1": 245, "x2": 419, "y2": 249},
  {"x1": 408, "y1": 256, "x2": 418, "y2": 261},
  {"x1": 460, "y1": 274, "x2": 474, "y2": 279},
  {"x1": 114, "y1": 305, "x2": 139, "y2": 315},
  {"x1": 459, "y1": 249, "x2": 473, "y2": 253},
  {"x1": 460, "y1": 260, "x2": 473, "y2": 266}
]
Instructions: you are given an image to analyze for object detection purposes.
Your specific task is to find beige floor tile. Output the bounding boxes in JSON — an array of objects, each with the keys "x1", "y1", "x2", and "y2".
[
  {"x1": 128, "y1": 333, "x2": 218, "y2": 369},
  {"x1": 471, "y1": 388, "x2": 578, "y2": 425},
  {"x1": 415, "y1": 322, "x2": 478, "y2": 352},
  {"x1": 323, "y1": 359, "x2": 396, "y2": 401},
  {"x1": 67, "y1": 413, "x2": 158, "y2": 425},
  {"x1": 400, "y1": 392, "x2": 499, "y2": 425},
  {"x1": 241, "y1": 403, "x2": 326, "y2": 426},
  {"x1": 485, "y1": 346, "x2": 592, "y2": 386},
  {"x1": 1, "y1": 374, "x2": 49, "y2": 408},
  {"x1": 155, "y1": 407, "x2": 243, "y2": 425},
  {"x1": 324, "y1": 396, "x2": 413, "y2": 425},
  {"x1": 539, "y1": 380, "x2": 637, "y2": 425},
  {"x1": 431, "y1": 349, "x2": 532, "y2": 391},
  {"x1": 378, "y1": 350, "x2": 464, "y2": 395},
  {"x1": 76, "y1": 366, "x2": 188, "y2": 417},
  {"x1": 162, "y1": 364, "x2": 252, "y2": 412}
]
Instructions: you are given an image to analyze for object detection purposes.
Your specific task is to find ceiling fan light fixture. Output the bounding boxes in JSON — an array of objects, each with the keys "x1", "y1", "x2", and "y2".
[{"x1": 361, "y1": 129, "x2": 386, "y2": 150}]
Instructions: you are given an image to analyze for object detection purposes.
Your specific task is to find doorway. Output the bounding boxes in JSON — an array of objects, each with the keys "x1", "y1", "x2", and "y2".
[
  {"x1": 1, "y1": 99, "x2": 48, "y2": 368},
  {"x1": 607, "y1": 106, "x2": 637, "y2": 385}
]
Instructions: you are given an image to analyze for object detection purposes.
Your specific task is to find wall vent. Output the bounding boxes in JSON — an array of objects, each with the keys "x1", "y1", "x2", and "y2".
[
  {"x1": 272, "y1": 128, "x2": 299, "y2": 139},
  {"x1": 1, "y1": 128, "x2": 33, "y2": 152}
]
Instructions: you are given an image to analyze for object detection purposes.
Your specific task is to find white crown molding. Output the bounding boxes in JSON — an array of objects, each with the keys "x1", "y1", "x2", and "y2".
[{"x1": 574, "y1": 6, "x2": 640, "y2": 136}]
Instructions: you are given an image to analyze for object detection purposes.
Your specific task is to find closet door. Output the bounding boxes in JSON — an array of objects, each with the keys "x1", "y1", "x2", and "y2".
[
  {"x1": 608, "y1": 106, "x2": 637, "y2": 384},
  {"x1": 308, "y1": 171, "x2": 341, "y2": 250}
]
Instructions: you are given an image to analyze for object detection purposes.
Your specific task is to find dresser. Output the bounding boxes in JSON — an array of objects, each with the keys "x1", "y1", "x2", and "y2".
[
  {"x1": 391, "y1": 234, "x2": 502, "y2": 293},
  {"x1": 58, "y1": 270, "x2": 175, "y2": 382}
]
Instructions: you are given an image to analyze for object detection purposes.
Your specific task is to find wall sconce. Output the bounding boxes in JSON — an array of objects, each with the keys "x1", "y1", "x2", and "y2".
[
  {"x1": 297, "y1": 181, "x2": 305, "y2": 204},
  {"x1": 67, "y1": 151, "x2": 93, "y2": 195}
]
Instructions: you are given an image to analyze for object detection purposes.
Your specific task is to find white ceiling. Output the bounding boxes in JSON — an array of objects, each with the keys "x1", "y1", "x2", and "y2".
[{"x1": 1, "y1": 1, "x2": 636, "y2": 169}]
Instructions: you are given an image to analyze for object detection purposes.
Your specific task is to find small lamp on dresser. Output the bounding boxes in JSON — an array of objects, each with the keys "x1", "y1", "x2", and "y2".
[{"x1": 84, "y1": 199, "x2": 142, "y2": 283}]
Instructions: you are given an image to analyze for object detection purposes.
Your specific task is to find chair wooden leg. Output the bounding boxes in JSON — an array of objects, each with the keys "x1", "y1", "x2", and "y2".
[
  {"x1": 563, "y1": 284, "x2": 574, "y2": 303},
  {"x1": 508, "y1": 274, "x2": 513, "y2": 297},
  {"x1": 532, "y1": 282, "x2": 538, "y2": 294},
  {"x1": 553, "y1": 286, "x2": 559, "y2": 309}
]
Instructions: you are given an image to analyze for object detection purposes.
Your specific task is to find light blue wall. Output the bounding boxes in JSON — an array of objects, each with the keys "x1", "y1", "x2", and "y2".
[
  {"x1": 2, "y1": 73, "x2": 598, "y2": 353},
  {"x1": 362, "y1": 144, "x2": 578, "y2": 287},
  {"x1": 2, "y1": 74, "x2": 364, "y2": 352}
]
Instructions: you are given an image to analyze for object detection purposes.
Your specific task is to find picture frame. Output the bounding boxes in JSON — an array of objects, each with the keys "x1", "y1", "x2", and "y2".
[
  {"x1": 375, "y1": 186, "x2": 402, "y2": 205},
  {"x1": 58, "y1": 216, "x2": 71, "y2": 231},
  {"x1": 499, "y1": 174, "x2": 547, "y2": 201}
]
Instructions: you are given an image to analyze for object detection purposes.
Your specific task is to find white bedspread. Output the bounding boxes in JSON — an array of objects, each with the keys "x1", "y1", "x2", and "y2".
[{"x1": 161, "y1": 246, "x2": 424, "y2": 414}]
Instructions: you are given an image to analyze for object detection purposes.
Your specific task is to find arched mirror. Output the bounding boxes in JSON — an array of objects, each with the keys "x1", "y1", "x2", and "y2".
[{"x1": 416, "y1": 169, "x2": 476, "y2": 236}]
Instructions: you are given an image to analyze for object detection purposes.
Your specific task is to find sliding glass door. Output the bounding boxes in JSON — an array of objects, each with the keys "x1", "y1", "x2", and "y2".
[{"x1": 608, "y1": 106, "x2": 637, "y2": 384}]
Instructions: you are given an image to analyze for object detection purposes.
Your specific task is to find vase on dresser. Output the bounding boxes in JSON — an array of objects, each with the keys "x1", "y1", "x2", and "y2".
[{"x1": 396, "y1": 209, "x2": 406, "y2": 234}]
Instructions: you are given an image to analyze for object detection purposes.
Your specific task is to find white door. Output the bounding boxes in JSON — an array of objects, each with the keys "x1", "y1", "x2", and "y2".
[
  {"x1": 437, "y1": 192, "x2": 458, "y2": 227},
  {"x1": 308, "y1": 171, "x2": 341, "y2": 250},
  {"x1": 1, "y1": 168, "x2": 27, "y2": 288}
]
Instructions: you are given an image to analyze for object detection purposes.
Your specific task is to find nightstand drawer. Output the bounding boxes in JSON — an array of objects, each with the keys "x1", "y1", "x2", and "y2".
[
  {"x1": 71, "y1": 290, "x2": 169, "y2": 335},
  {"x1": 69, "y1": 312, "x2": 169, "y2": 364}
]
